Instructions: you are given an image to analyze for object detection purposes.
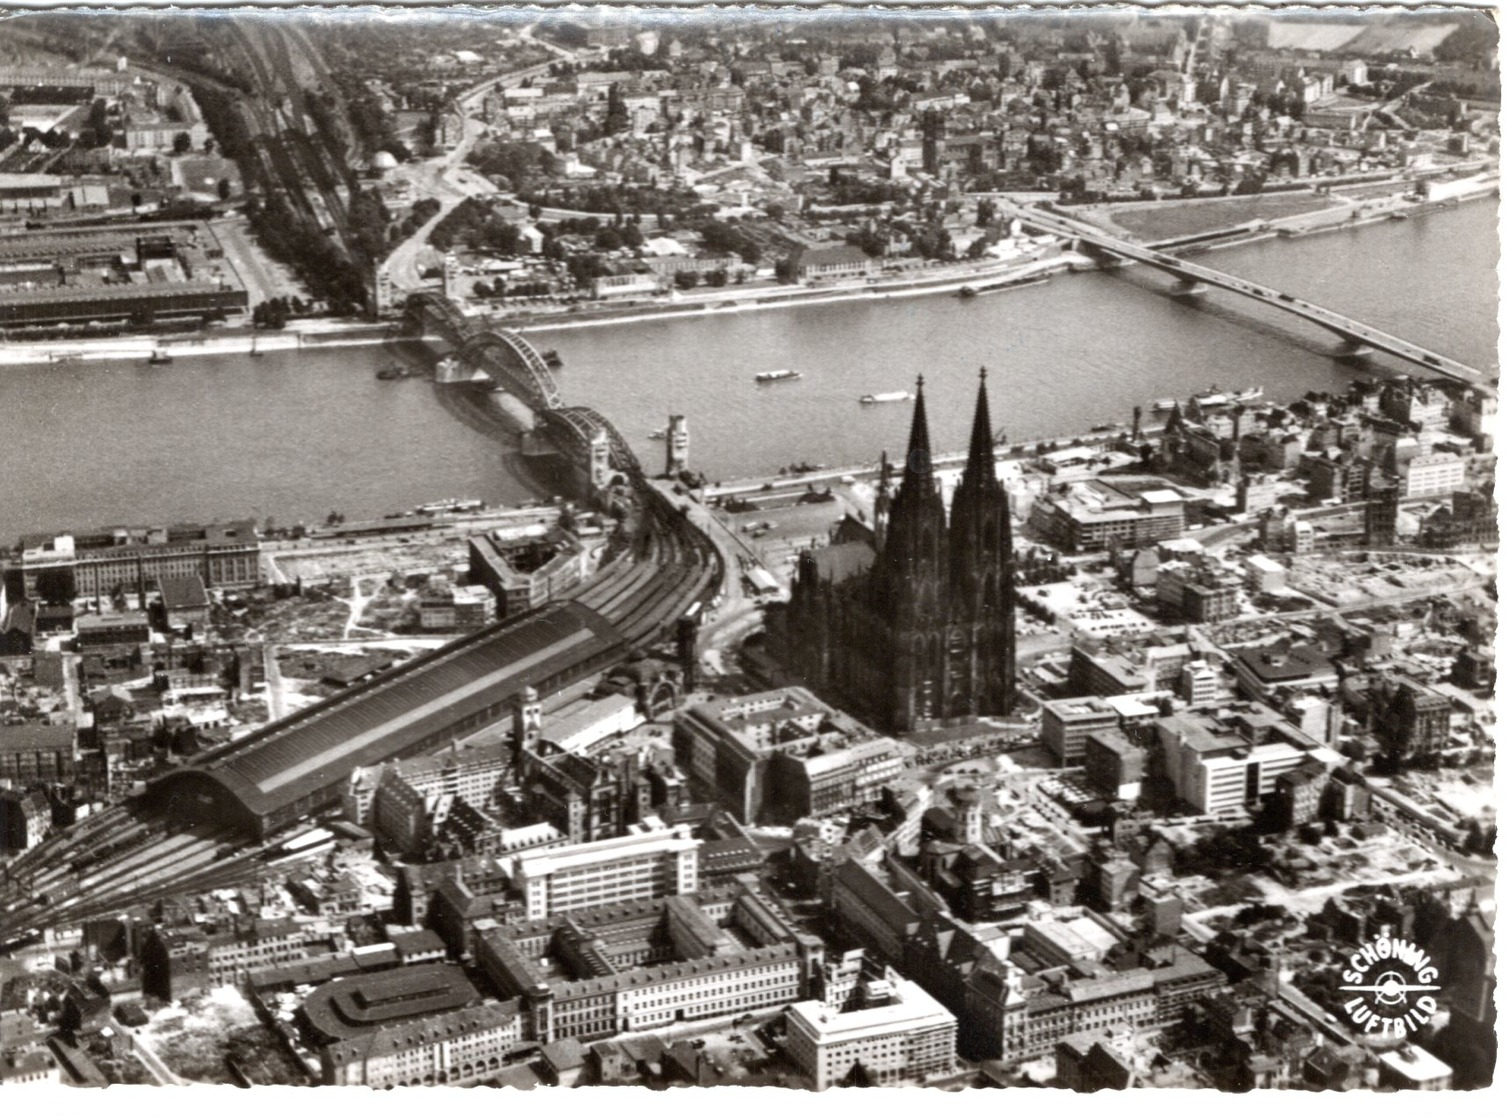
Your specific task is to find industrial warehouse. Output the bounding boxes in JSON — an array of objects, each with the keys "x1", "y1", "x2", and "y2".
[{"x1": 0, "y1": 219, "x2": 247, "y2": 330}]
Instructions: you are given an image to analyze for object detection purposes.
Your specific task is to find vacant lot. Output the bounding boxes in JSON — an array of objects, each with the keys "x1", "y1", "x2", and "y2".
[
  {"x1": 1103, "y1": 193, "x2": 1342, "y2": 241},
  {"x1": 142, "y1": 986, "x2": 303, "y2": 1084}
]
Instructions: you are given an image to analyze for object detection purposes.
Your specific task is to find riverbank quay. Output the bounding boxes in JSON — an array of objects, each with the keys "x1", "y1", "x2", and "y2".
[
  {"x1": 503, "y1": 251, "x2": 1083, "y2": 336},
  {"x1": 2, "y1": 171, "x2": 1489, "y2": 371},
  {"x1": 1075, "y1": 173, "x2": 1497, "y2": 255},
  {"x1": 0, "y1": 321, "x2": 394, "y2": 367},
  {"x1": 0, "y1": 251, "x2": 1079, "y2": 366}
]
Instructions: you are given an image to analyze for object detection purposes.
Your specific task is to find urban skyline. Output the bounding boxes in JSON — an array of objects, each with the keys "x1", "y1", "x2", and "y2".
[{"x1": 0, "y1": 1, "x2": 1498, "y2": 1096}]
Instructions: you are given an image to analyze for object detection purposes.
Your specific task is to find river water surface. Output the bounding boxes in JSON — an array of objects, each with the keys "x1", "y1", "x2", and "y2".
[{"x1": 0, "y1": 200, "x2": 1495, "y2": 540}]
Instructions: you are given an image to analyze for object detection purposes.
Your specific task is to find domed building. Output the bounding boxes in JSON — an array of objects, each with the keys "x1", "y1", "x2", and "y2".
[{"x1": 369, "y1": 150, "x2": 400, "y2": 177}]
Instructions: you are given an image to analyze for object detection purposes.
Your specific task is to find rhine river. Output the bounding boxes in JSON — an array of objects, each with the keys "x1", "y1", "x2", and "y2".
[{"x1": 0, "y1": 200, "x2": 1496, "y2": 540}]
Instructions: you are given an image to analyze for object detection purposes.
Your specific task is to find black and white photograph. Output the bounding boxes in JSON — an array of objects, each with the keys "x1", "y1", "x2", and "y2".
[{"x1": 0, "y1": 0, "x2": 1498, "y2": 1095}]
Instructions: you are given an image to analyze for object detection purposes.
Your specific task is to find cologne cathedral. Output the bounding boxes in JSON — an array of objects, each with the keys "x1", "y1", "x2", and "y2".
[{"x1": 780, "y1": 370, "x2": 1016, "y2": 733}]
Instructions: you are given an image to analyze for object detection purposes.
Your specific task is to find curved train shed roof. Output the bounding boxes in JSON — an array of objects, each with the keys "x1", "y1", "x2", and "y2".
[{"x1": 158, "y1": 601, "x2": 623, "y2": 826}]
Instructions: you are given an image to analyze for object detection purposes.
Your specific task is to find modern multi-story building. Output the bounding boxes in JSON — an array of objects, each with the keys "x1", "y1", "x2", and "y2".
[
  {"x1": 10, "y1": 521, "x2": 260, "y2": 599},
  {"x1": 1372, "y1": 677, "x2": 1452, "y2": 767},
  {"x1": 417, "y1": 585, "x2": 494, "y2": 631},
  {"x1": 768, "y1": 736, "x2": 912, "y2": 824},
  {"x1": 1377, "y1": 1045, "x2": 1454, "y2": 1091},
  {"x1": 672, "y1": 687, "x2": 895, "y2": 823},
  {"x1": 1028, "y1": 481, "x2": 1185, "y2": 553},
  {"x1": 1068, "y1": 643, "x2": 1189, "y2": 698},
  {"x1": 1401, "y1": 452, "x2": 1466, "y2": 498},
  {"x1": 785, "y1": 975, "x2": 957, "y2": 1089},
  {"x1": 1275, "y1": 757, "x2": 1329, "y2": 828},
  {"x1": 1180, "y1": 661, "x2": 1219, "y2": 707},
  {"x1": 1231, "y1": 640, "x2": 1336, "y2": 700},
  {"x1": 1042, "y1": 696, "x2": 1121, "y2": 767},
  {"x1": 1083, "y1": 729, "x2": 1144, "y2": 801},
  {"x1": 507, "y1": 824, "x2": 700, "y2": 920},
  {"x1": 468, "y1": 528, "x2": 592, "y2": 620},
  {"x1": 1150, "y1": 706, "x2": 1330, "y2": 815}
]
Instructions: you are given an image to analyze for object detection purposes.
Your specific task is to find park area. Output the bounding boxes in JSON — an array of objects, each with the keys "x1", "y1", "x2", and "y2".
[{"x1": 1098, "y1": 192, "x2": 1344, "y2": 241}]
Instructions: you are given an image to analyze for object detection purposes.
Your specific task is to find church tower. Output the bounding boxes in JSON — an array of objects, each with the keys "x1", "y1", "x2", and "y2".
[
  {"x1": 877, "y1": 378, "x2": 950, "y2": 727},
  {"x1": 946, "y1": 368, "x2": 1016, "y2": 718},
  {"x1": 782, "y1": 368, "x2": 1019, "y2": 734}
]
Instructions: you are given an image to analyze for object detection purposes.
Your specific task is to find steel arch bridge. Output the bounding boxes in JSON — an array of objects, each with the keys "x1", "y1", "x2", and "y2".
[
  {"x1": 543, "y1": 406, "x2": 639, "y2": 476},
  {"x1": 404, "y1": 293, "x2": 564, "y2": 412},
  {"x1": 456, "y1": 329, "x2": 564, "y2": 411},
  {"x1": 405, "y1": 290, "x2": 467, "y2": 338}
]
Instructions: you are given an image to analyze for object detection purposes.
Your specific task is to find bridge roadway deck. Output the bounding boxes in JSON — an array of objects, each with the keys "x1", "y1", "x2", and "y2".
[{"x1": 1009, "y1": 204, "x2": 1491, "y2": 388}]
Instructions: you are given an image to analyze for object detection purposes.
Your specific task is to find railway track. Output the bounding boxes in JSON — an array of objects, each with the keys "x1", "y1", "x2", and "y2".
[{"x1": 2, "y1": 433, "x2": 719, "y2": 943}]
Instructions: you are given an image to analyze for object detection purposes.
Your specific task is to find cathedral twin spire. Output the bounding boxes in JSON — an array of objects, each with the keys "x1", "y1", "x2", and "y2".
[
  {"x1": 879, "y1": 367, "x2": 1010, "y2": 613},
  {"x1": 887, "y1": 367, "x2": 1004, "y2": 540}
]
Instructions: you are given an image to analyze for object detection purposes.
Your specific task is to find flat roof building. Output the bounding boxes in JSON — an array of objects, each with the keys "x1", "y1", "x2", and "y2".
[
  {"x1": 786, "y1": 977, "x2": 956, "y2": 1090},
  {"x1": 11, "y1": 520, "x2": 260, "y2": 599},
  {"x1": 1029, "y1": 481, "x2": 1185, "y2": 553},
  {"x1": 1151, "y1": 705, "x2": 1321, "y2": 815},
  {"x1": 1377, "y1": 1044, "x2": 1453, "y2": 1091},
  {"x1": 0, "y1": 220, "x2": 246, "y2": 329},
  {"x1": 673, "y1": 687, "x2": 885, "y2": 823},
  {"x1": 508, "y1": 823, "x2": 700, "y2": 920},
  {"x1": 1043, "y1": 696, "x2": 1121, "y2": 767}
]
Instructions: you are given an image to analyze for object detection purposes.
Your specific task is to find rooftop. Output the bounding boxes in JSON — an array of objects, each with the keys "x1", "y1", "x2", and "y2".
[
  {"x1": 786, "y1": 978, "x2": 954, "y2": 1042},
  {"x1": 301, "y1": 963, "x2": 480, "y2": 1043},
  {"x1": 168, "y1": 601, "x2": 622, "y2": 822}
]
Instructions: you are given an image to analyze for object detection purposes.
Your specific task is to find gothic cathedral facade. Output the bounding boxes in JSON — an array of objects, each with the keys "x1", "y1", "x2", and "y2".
[{"x1": 783, "y1": 371, "x2": 1016, "y2": 733}]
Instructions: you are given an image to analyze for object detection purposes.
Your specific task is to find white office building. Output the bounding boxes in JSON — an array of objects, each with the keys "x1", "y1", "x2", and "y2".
[
  {"x1": 785, "y1": 976, "x2": 956, "y2": 1090},
  {"x1": 508, "y1": 824, "x2": 700, "y2": 919},
  {"x1": 1402, "y1": 452, "x2": 1465, "y2": 498}
]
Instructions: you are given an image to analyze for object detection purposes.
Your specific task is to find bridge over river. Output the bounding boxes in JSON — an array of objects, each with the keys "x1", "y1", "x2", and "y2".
[
  {"x1": 404, "y1": 292, "x2": 634, "y2": 490},
  {"x1": 1009, "y1": 203, "x2": 1493, "y2": 389}
]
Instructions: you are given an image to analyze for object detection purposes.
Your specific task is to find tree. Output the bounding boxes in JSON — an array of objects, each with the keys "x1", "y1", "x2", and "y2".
[
  {"x1": 605, "y1": 82, "x2": 630, "y2": 136},
  {"x1": 706, "y1": 268, "x2": 728, "y2": 288},
  {"x1": 172, "y1": 131, "x2": 193, "y2": 155},
  {"x1": 216, "y1": 178, "x2": 232, "y2": 201},
  {"x1": 674, "y1": 270, "x2": 700, "y2": 290},
  {"x1": 85, "y1": 98, "x2": 109, "y2": 147}
]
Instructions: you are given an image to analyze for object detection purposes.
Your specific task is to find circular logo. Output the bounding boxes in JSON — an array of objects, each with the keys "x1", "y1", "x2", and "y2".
[{"x1": 1338, "y1": 936, "x2": 1440, "y2": 1038}]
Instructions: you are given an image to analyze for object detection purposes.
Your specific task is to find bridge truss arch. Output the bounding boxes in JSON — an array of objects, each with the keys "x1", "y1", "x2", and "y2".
[
  {"x1": 543, "y1": 405, "x2": 639, "y2": 477},
  {"x1": 457, "y1": 329, "x2": 564, "y2": 412}
]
